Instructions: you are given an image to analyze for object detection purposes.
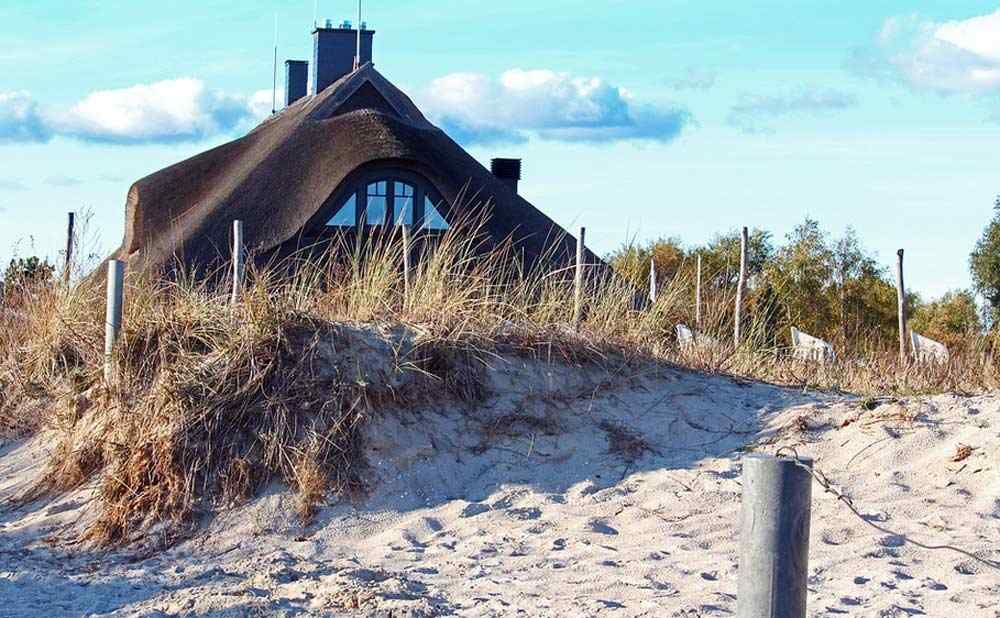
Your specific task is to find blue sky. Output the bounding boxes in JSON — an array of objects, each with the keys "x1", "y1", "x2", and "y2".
[{"x1": 2, "y1": 1, "x2": 1000, "y2": 298}]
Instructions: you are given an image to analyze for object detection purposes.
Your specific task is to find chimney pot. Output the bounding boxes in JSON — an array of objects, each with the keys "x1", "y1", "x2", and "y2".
[{"x1": 491, "y1": 158, "x2": 522, "y2": 194}]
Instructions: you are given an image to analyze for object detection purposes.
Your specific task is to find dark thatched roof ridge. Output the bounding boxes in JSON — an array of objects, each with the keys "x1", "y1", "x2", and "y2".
[{"x1": 111, "y1": 63, "x2": 600, "y2": 276}]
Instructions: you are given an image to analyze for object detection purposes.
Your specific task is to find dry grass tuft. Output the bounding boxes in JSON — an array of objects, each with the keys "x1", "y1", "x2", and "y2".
[{"x1": 599, "y1": 420, "x2": 656, "y2": 465}]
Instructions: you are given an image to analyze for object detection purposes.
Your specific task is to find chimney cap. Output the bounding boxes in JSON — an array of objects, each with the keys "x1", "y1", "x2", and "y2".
[{"x1": 490, "y1": 158, "x2": 522, "y2": 181}]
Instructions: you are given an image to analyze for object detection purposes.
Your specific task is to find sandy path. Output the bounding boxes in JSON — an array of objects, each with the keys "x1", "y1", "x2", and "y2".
[{"x1": 1, "y1": 361, "x2": 998, "y2": 617}]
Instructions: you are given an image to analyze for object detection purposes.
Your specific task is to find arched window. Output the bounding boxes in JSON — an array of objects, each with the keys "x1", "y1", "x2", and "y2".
[{"x1": 326, "y1": 173, "x2": 450, "y2": 231}]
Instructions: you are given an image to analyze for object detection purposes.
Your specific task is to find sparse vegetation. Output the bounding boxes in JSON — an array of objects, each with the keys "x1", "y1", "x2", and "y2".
[{"x1": 1, "y1": 212, "x2": 998, "y2": 545}]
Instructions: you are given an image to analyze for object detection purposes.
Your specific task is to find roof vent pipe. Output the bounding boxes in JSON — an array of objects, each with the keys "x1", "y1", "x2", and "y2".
[{"x1": 491, "y1": 158, "x2": 522, "y2": 194}]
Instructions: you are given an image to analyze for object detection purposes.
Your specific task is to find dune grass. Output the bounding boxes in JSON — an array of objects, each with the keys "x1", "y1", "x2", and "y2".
[{"x1": 1, "y1": 216, "x2": 996, "y2": 544}]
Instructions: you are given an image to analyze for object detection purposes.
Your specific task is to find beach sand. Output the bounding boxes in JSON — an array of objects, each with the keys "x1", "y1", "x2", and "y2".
[{"x1": 1, "y1": 356, "x2": 998, "y2": 616}]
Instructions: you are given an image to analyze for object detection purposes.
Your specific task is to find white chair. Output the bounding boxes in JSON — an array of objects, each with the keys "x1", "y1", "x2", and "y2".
[
  {"x1": 790, "y1": 327, "x2": 835, "y2": 363},
  {"x1": 910, "y1": 331, "x2": 948, "y2": 364}
]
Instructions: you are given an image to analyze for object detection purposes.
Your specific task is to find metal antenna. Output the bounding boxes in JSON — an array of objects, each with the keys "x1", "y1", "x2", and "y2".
[
  {"x1": 313, "y1": 0, "x2": 318, "y2": 28},
  {"x1": 354, "y1": 0, "x2": 362, "y2": 70},
  {"x1": 272, "y1": 13, "x2": 278, "y2": 114}
]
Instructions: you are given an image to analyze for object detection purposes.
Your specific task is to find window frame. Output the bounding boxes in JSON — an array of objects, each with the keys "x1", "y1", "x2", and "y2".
[{"x1": 323, "y1": 168, "x2": 449, "y2": 232}]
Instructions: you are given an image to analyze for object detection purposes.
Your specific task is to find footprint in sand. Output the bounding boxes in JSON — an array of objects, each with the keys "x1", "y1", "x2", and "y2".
[
  {"x1": 954, "y1": 560, "x2": 983, "y2": 575},
  {"x1": 821, "y1": 528, "x2": 854, "y2": 545},
  {"x1": 506, "y1": 507, "x2": 541, "y2": 521},
  {"x1": 588, "y1": 520, "x2": 619, "y2": 536},
  {"x1": 459, "y1": 502, "x2": 490, "y2": 518},
  {"x1": 878, "y1": 535, "x2": 906, "y2": 548}
]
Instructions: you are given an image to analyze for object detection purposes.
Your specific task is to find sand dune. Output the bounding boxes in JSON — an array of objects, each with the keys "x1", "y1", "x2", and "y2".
[{"x1": 1, "y1": 356, "x2": 998, "y2": 616}]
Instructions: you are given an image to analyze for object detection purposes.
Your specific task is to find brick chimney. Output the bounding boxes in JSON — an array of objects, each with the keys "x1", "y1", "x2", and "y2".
[{"x1": 311, "y1": 20, "x2": 374, "y2": 95}]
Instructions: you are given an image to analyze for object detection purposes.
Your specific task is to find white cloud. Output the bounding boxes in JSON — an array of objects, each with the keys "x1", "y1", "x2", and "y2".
[
  {"x1": 421, "y1": 69, "x2": 691, "y2": 146},
  {"x1": 854, "y1": 10, "x2": 1000, "y2": 95},
  {"x1": 935, "y1": 11, "x2": 1000, "y2": 62},
  {"x1": 52, "y1": 78, "x2": 265, "y2": 144},
  {"x1": 0, "y1": 79, "x2": 270, "y2": 146},
  {"x1": 727, "y1": 87, "x2": 859, "y2": 135},
  {"x1": 247, "y1": 90, "x2": 277, "y2": 120},
  {"x1": 0, "y1": 91, "x2": 51, "y2": 143}
]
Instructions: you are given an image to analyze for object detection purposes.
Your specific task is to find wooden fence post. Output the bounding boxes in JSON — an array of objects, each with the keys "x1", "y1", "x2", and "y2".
[
  {"x1": 896, "y1": 249, "x2": 907, "y2": 363},
  {"x1": 104, "y1": 260, "x2": 125, "y2": 383},
  {"x1": 574, "y1": 227, "x2": 586, "y2": 329},
  {"x1": 695, "y1": 254, "x2": 703, "y2": 329},
  {"x1": 63, "y1": 212, "x2": 75, "y2": 286},
  {"x1": 649, "y1": 258, "x2": 657, "y2": 303},
  {"x1": 231, "y1": 220, "x2": 244, "y2": 306},
  {"x1": 734, "y1": 227, "x2": 748, "y2": 346},
  {"x1": 738, "y1": 454, "x2": 812, "y2": 618},
  {"x1": 402, "y1": 224, "x2": 412, "y2": 304}
]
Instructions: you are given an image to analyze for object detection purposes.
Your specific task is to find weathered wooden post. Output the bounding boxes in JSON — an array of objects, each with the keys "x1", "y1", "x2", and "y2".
[
  {"x1": 895, "y1": 249, "x2": 907, "y2": 364},
  {"x1": 63, "y1": 212, "x2": 75, "y2": 286},
  {"x1": 649, "y1": 258, "x2": 657, "y2": 303},
  {"x1": 695, "y1": 254, "x2": 703, "y2": 329},
  {"x1": 574, "y1": 227, "x2": 586, "y2": 328},
  {"x1": 402, "y1": 224, "x2": 412, "y2": 304},
  {"x1": 231, "y1": 220, "x2": 245, "y2": 306},
  {"x1": 734, "y1": 227, "x2": 748, "y2": 346},
  {"x1": 738, "y1": 454, "x2": 812, "y2": 618},
  {"x1": 104, "y1": 260, "x2": 125, "y2": 383}
]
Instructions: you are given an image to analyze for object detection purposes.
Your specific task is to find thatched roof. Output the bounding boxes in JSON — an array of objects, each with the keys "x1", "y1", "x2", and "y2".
[{"x1": 110, "y1": 63, "x2": 596, "y2": 275}]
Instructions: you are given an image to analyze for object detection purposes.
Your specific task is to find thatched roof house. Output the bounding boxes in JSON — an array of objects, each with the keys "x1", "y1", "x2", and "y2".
[{"x1": 108, "y1": 21, "x2": 596, "y2": 276}]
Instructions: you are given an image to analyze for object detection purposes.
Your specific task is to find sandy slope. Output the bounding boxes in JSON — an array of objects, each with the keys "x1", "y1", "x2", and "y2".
[{"x1": 1, "y1": 356, "x2": 998, "y2": 617}]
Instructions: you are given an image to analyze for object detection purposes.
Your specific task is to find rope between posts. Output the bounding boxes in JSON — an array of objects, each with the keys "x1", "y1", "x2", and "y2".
[{"x1": 773, "y1": 446, "x2": 1000, "y2": 572}]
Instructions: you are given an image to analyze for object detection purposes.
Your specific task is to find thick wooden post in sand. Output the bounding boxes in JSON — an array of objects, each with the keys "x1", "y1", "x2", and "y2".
[
  {"x1": 574, "y1": 227, "x2": 585, "y2": 328},
  {"x1": 63, "y1": 212, "x2": 75, "y2": 286},
  {"x1": 738, "y1": 454, "x2": 812, "y2": 618},
  {"x1": 231, "y1": 220, "x2": 245, "y2": 306},
  {"x1": 734, "y1": 227, "x2": 748, "y2": 346},
  {"x1": 104, "y1": 260, "x2": 125, "y2": 383},
  {"x1": 896, "y1": 249, "x2": 907, "y2": 363}
]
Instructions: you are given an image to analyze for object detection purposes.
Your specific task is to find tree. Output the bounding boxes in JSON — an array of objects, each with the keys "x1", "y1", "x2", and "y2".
[
  {"x1": 762, "y1": 219, "x2": 898, "y2": 351},
  {"x1": 831, "y1": 228, "x2": 898, "y2": 351},
  {"x1": 2, "y1": 256, "x2": 55, "y2": 302},
  {"x1": 910, "y1": 290, "x2": 982, "y2": 349},
  {"x1": 969, "y1": 195, "x2": 1000, "y2": 323},
  {"x1": 694, "y1": 228, "x2": 773, "y2": 290},
  {"x1": 606, "y1": 237, "x2": 686, "y2": 292},
  {"x1": 764, "y1": 218, "x2": 835, "y2": 340}
]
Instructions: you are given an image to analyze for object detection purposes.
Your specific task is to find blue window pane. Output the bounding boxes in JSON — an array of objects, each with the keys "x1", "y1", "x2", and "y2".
[
  {"x1": 422, "y1": 197, "x2": 449, "y2": 231},
  {"x1": 367, "y1": 196, "x2": 387, "y2": 225},
  {"x1": 394, "y1": 182, "x2": 415, "y2": 226},
  {"x1": 366, "y1": 181, "x2": 391, "y2": 225},
  {"x1": 327, "y1": 194, "x2": 356, "y2": 227}
]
